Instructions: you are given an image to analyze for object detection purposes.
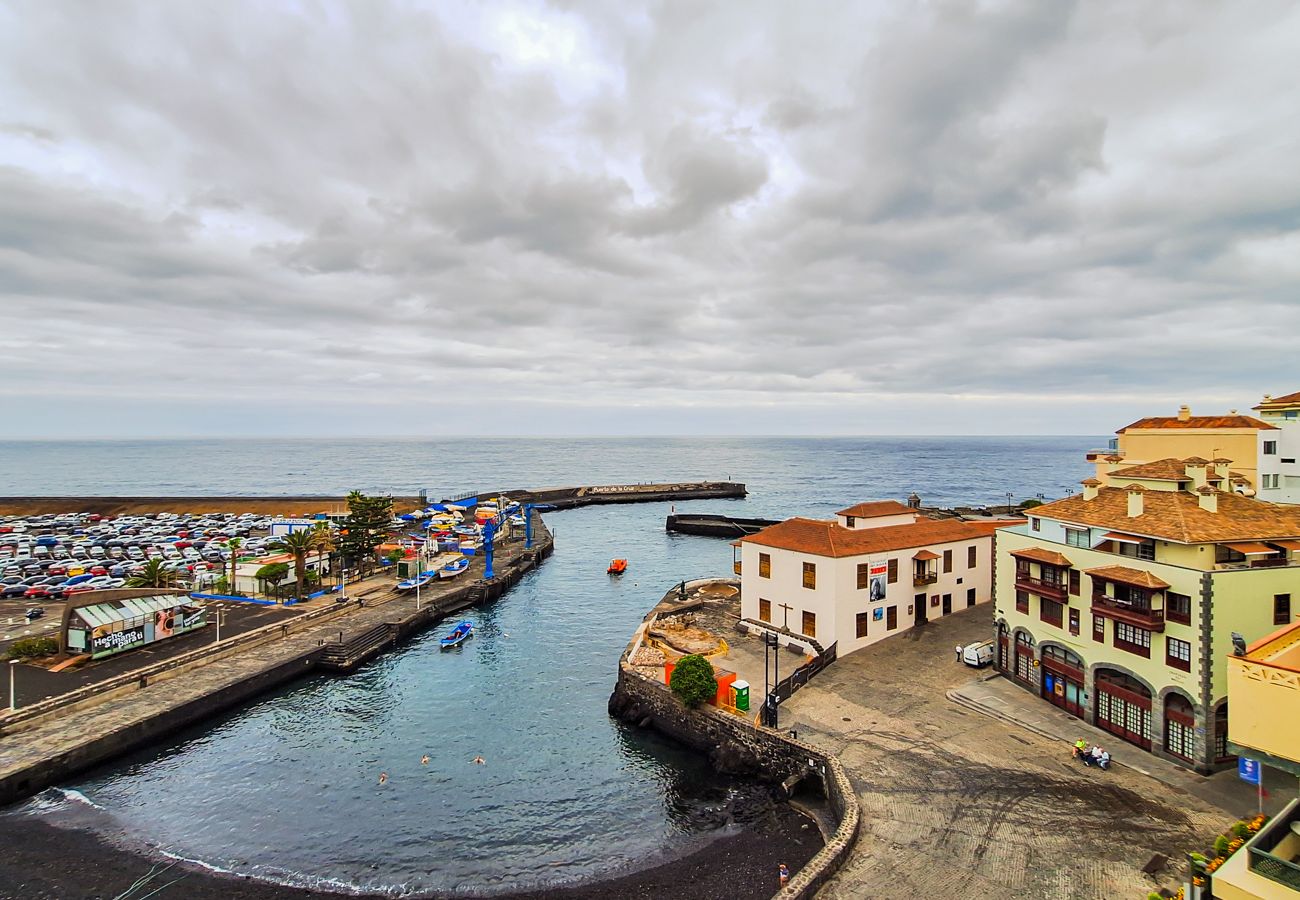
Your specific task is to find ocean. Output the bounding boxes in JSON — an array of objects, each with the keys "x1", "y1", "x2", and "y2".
[{"x1": 1, "y1": 436, "x2": 1097, "y2": 894}]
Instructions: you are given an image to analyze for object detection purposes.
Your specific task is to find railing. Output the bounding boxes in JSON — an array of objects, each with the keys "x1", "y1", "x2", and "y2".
[
  {"x1": 913, "y1": 572, "x2": 937, "y2": 586},
  {"x1": 1015, "y1": 574, "x2": 1067, "y2": 601},
  {"x1": 1092, "y1": 592, "x2": 1165, "y2": 627},
  {"x1": 1249, "y1": 847, "x2": 1300, "y2": 890},
  {"x1": 763, "y1": 641, "x2": 837, "y2": 726}
]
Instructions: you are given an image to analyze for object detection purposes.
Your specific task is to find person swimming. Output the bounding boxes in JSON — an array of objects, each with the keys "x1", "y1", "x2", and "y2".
[
  {"x1": 421, "y1": 755, "x2": 430, "y2": 765},
  {"x1": 472, "y1": 756, "x2": 486, "y2": 765},
  {"x1": 378, "y1": 772, "x2": 388, "y2": 785}
]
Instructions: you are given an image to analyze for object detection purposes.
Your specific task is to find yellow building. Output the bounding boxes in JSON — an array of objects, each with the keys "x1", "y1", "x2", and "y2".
[
  {"x1": 993, "y1": 457, "x2": 1300, "y2": 772},
  {"x1": 1214, "y1": 621, "x2": 1300, "y2": 898},
  {"x1": 1087, "y1": 404, "x2": 1279, "y2": 495}
]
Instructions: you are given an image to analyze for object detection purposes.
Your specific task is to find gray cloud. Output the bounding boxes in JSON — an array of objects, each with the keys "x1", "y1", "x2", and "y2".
[{"x1": 1, "y1": 0, "x2": 1298, "y2": 437}]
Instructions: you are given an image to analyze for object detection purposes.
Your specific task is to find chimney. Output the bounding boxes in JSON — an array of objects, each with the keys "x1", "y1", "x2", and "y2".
[
  {"x1": 1198, "y1": 484, "x2": 1218, "y2": 513},
  {"x1": 1183, "y1": 458, "x2": 1208, "y2": 490},
  {"x1": 1178, "y1": 405, "x2": 1191, "y2": 422},
  {"x1": 1211, "y1": 457, "x2": 1232, "y2": 480},
  {"x1": 1126, "y1": 484, "x2": 1145, "y2": 517},
  {"x1": 1081, "y1": 478, "x2": 1101, "y2": 501}
]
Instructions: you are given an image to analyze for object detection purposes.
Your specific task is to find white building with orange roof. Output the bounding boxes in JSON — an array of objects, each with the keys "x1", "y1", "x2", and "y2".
[
  {"x1": 1254, "y1": 390, "x2": 1300, "y2": 503},
  {"x1": 734, "y1": 500, "x2": 1011, "y2": 657}
]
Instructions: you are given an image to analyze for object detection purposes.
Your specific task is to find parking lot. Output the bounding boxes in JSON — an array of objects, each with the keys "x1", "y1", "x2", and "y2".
[{"x1": 0, "y1": 509, "x2": 327, "y2": 642}]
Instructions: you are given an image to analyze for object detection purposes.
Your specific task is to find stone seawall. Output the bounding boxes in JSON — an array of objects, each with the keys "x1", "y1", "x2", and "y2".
[{"x1": 608, "y1": 639, "x2": 860, "y2": 898}]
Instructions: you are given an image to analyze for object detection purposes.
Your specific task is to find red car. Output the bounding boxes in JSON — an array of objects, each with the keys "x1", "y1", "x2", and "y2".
[
  {"x1": 24, "y1": 586, "x2": 52, "y2": 598},
  {"x1": 89, "y1": 565, "x2": 109, "y2": 576},
  {"x1": 65, "y1": 584, "x2": 97, "y2": 595}
]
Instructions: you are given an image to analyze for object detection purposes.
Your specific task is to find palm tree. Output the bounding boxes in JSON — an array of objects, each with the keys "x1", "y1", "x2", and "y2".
[
  {"x1": 269, "y1": 530, "x2": 315, "y2": 601},
  {"x1": 227, "y1": 537, "x2": 244, "y2": 596},
  {"x1": 127, "y1": 558, "x2": 177, "y2": 589},
  {"x1": 310, "y1": 522, "x2": 335, "y2": 586}
]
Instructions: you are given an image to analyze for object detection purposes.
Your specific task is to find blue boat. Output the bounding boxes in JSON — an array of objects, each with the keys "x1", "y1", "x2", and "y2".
[
  {"x1": 439, "y1": 557, "x2": 471, "y2": 578},
  {"x1": 440, "y1": 620, "x2": 473, "y2": 650},
  {"x1": 396, "y1": 571, "x2": 437, "y2": 592}
]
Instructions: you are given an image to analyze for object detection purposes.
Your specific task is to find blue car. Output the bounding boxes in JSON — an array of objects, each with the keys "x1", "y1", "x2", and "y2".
[{"x1": 63, "y1": 573, "x2": 95, "y2": 586}]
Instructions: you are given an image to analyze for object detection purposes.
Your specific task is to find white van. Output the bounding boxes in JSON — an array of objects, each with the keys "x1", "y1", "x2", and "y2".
[{"x1": 962, "y1": 640, "x2": 995, "y2": 668}]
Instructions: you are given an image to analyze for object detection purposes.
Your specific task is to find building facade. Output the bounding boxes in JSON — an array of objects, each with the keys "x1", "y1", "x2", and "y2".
[
  {"x1": 736, "y1": 501, "x2": 1007, "y2": 656},
  {"x1": 993, "y1": 460, "x2": 1300, "y2": 772},
  {"x1": 1254, "y1": 391, "x2": 1300, "y2": 504},
  {"x1": 1217, "y1": 620, "x2": 1300, "y2": 898},
  {"x1": 1087, "y1": 405, "x2": 1280, "y2": 498}
]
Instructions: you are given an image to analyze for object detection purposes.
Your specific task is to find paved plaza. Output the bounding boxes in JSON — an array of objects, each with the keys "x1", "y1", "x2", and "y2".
[{"x1": 772, "y1": 605, "x2": 1254, "y2": 899}]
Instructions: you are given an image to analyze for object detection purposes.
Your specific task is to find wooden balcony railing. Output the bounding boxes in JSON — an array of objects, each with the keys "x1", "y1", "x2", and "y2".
[
  {"x1": 913, "y1": 571, "x2": 938, "y2": 586},
  {"x1": 1015, "y1": 574, "x2": 1067, "y2": 601},
  {"x1": 1092, "y1": 591, "x2": 1165, "y2": 630}
]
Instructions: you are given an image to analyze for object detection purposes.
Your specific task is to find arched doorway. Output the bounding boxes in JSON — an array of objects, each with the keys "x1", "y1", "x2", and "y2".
[
  {"x1": 1095, "y1": 669, "x2": 1152, "y2": 750},
  {"x1": 997, "y1": 622, "x2": 1009, "y2": 672},
  {"x1": 1040, "y1": 646, "x2": 1085, "y2": 718},
  {"x1": 1013, "y1": 631, "x2": 1035, "y2": 685},
  {"x1": 1164, "y1": 694, "x2": 1195, "y2": 762}
]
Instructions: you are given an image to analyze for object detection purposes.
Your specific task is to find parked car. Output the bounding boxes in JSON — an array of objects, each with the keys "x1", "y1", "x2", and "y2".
[
  {"x1": 24, "y1": 607, "x2": 45, "y2": 620},
  {"x1": 961, "y1": 640, "x2": 995, "y2": 668}
]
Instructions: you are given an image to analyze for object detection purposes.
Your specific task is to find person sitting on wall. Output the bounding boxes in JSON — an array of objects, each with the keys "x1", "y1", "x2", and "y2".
[{"x1": 1073, "y1": 738, "x2": 1088, "y2": 759}]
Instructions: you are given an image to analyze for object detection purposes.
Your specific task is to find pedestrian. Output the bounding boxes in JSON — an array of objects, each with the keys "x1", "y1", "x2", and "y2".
[
  {"x1": 1073, "y1": 738, "x2": 1087, "y2": 759},
  {"x1": 1098, "y1": 749, "x2": 1111, "y2": 771},
  {"x1": 955, "y1": 644, "x2": 963, "y2": 663},
  {"x1": 779, "y1": 863, "x2": 790, "y2": 887}
]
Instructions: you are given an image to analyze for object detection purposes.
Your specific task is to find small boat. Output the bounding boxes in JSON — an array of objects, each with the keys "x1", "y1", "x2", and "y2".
[
  {"x1": 607, "y1": 558, "x2": 628, "y2": 575},
  {"x1": 439, "y1": 557, "x2": 471, "y2": 579},
  {"x1": 396, "y1": 572, "x2": 437, "y2": 591},
  {"x1": 440, "y1": 620, "x2": 473, "y2": 650}
]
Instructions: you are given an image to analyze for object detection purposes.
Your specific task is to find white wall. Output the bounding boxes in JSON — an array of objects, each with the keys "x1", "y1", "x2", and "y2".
[{"x1": 836, "y1": 512, "x2": 918, "y2": 530}]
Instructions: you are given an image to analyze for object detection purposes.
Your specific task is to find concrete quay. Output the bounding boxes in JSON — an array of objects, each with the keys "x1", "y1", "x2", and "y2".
[{"x1": 0, "y1": 519, "x2": 554, "y2": 807}]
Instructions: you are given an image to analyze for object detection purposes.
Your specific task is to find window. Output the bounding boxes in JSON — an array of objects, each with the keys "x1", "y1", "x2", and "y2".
[
  {"x1": 1113, "y1": 621, "x2": 1152, "y2": 657},
  {"x1": 1040, "y1": 598, "x2": 1063, "y2": 628},
  {"x1": 1166, "y1": 637, "x2": 1191, "y2": 671},
  {"x1": 1216, "y1": 544, "x2": 1247, "y2": 565},
  {"x1": 1284, "y1": 458, "x2": 1297, "y2": 464},
  {"x1": 1276, "y1": 593, "x2": 1293, "y2": 626},
  {"x1": 1065, "y1": 527, "x2": 1089, "y2": 548},
  {"x1": 857, "y1": 563, "x2": 869, "y2": 590},
  {"x1": 1286, "y1": 411, "x2": 1298, "y2": 420},
  {"x1": 943, "y1": 549, "x2": 953, "y2": 573},
  {"x1": 1165, "y1": 695, "x2": 1195, "y2": 761},
  {"x1": 802, "y1": 561, "x2": 816, "y2": 589},
  {"x1": 801, "y1": 610, "x2": 816, "y2": 638},
  {"x1": 1214, "y1": 704, "x2": 1232, "y2": 761},
  {"x1": 759, "y1": 598, "x2": 771, "y2": 622},
  {"x1": 845, "y1": 516, "x2": 856, "y2": 528},
  {"x1": 758, "y1": 553, "x2": 771, "y2": 578},
  {"x1": 1016, "y1": 590, "x2": 1029, "y2": 614},
  {"x1": 967, "y1": 545, "x2": 977, "y2": 568},
  {"x1": 1093, "y1": 616, "x2": 1104, "y2": 642},
  {"x1": 1068, "y1": 608, "x2": 1080, "y2": 635},
  {"x1": 887, "y1": 558, "x2": 898, "y2": 584},
  {"x1": 1031, "y1": 517, "x2": 1041, "y2": 532},
  {"x1": 856, "y1": 612, "x2": 868, "y2": 638},
  {"x1": 1264, "y1": 440, "x2": 1278, "y2": 455},
  {"x1": 1069, "y1": 570, "x2": 1080, "y2": 596},
  {"x1": 1166, "y1": 592, "x2": 1191, "y2": 625},
  {"x1": 1262, "y1": 474, "x2": 1280, "y2": 489},
  {"x1": 1115, "y1": 539, "x2": 1156, "y2": 561}
]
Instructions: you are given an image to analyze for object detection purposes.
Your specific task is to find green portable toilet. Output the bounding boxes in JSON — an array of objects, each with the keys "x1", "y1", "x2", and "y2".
[{"x1": 731, "y1": 680, "x2": 750, "y2": 711}]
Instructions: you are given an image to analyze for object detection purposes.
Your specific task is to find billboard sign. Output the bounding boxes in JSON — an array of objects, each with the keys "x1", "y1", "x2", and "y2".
[
  {"x1": 91, "y1": 625, "x2": 147, "y2": 658},
  {"x1": 869, "y1": 561, "x2": 888, "y2": 602}
]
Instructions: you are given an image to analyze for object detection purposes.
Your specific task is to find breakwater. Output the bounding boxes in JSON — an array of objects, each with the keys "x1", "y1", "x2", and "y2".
[
  {"x1": 0, "y1": 520, "x2": 554, "y2": 806},
  {"x1": 665, "y1": 512, "x2": 779, "y2": 537},
  {"x1": 607, "y1": 586, "x2": 860, "y2": 900}
]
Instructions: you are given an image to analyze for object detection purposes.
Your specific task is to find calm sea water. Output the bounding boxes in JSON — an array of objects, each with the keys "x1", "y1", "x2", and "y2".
[{"x1": 3, "y1": 437, "x2": 1096, "y2": 894}]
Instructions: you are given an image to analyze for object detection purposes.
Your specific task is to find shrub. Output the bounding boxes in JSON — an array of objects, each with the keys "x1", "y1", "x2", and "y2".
[
  {"x1": 1019, "y1": 499, "x2": 1043, "y2": 509},
  {"x1": 1229, "y1": 821, "x2": 1250, "y2": 838},
  {"x1": 1213, "y1": 834, "x2": 1231, "y2": 857},
  {"x1": 670, "y1": 654, "x2": 718, "y2": 708},
  {"x1": 7, "y1": 637, "x2": 58, "y2": 660}
]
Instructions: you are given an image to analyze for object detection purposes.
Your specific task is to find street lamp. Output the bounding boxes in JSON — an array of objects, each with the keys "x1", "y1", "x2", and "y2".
[
  {"x1": 415, "y1": 544, "x2": 424, "y2": 611},
  {"x1": 215, "y1": 609, "x2": 225, "y2": 643},
  {"x1": 9, "y1": 658, "x2": 16, "y2": 711}
]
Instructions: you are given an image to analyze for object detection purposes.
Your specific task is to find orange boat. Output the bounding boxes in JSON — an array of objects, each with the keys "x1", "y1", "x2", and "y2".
[{"x1": 607, "y1": 558, "x2": 628, "y2": 575}]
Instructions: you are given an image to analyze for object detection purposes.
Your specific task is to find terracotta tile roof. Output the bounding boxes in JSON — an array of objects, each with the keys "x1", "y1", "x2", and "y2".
[
  {"x1": 912, "y1": 549, "x2": 940, "y2": 561},
  {"x1": 1032, "y1": 486, "x2": 1300, "y2": 544},
  {"x1": 1010, "y1": 547, "x2": 1073, "y2": 568},
  {"x1": 740, "y1": 517, "x2": 994, "y2": 558},
  {"x1": 1080, "y1": 477, "x2": 1102, "y2": 486},
  {"x1": 1254, "y1": 390, "x2": 1300, "y2": 410},
  {"x1": 835, "y1": 500, "x2": 915, "y2": 519},
  {"x1": 1110, "y1": 458, "x2": 1204, "y2": 481},
  {"x1": 1119, "y1": 415, "x2": 1276, "y2": 431},
  {"x1": 1085, "y1": 565, "x2": 1171, "y2": 590}
]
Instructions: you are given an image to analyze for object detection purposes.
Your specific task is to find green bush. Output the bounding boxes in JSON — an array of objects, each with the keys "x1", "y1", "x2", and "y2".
[
  {"x1": 1213, "y1": 834, "x2": 1231, "y2": 856},
  {"x1": 1230, "y1": 821, "x2": 1250, "y2": 838},
  {"x1": 7, "y1": 637, "x2": 58, "y2": 660},
  {"x1": 1019, "y1": 499, "x2": 1043, "y2": 509},
  {"x1": 670, "y1": 654, "x2": 718, "y2": 708}
]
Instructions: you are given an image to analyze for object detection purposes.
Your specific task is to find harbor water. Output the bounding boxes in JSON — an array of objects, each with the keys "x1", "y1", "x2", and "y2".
[{"x1": 0, "y1": 436, "x2": 1096, "y2": 894}]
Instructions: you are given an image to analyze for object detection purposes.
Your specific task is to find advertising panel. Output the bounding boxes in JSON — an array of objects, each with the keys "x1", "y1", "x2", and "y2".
[
  {"x1": 90, "y1": 624, "x2": 147, "y2": 658},
  {"x1": 868, "y1": 561, "x2": 888, "y2": 602}
]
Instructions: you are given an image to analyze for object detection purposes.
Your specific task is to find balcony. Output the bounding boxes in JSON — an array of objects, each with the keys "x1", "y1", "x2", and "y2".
[
  {"x1": 1015, "y1": 574, "x2": 1067, "y2": 602},
  {"x1": 1092, "y1": 591, "x2": 1165, "y2": 630},
  {"x1": 913, "y1": 571, "x2": 938, "y2": 587}
]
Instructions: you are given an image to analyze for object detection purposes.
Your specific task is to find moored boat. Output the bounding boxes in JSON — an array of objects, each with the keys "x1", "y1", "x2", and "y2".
[
  {"x1": 440, "y1": 620, "x2": 473, "y2": 650},
  {"x1": 396, "y1": 572, "x2": 437, "y2": 591}
]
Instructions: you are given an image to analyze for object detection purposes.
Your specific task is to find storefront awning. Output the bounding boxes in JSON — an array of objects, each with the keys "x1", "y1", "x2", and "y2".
[
  {"x1": 1102, "y1": 531, "x2": 1145, "y2": 545},
  {"x1": 1225, "y1": 542, "x2": 1276, "y2": 555},
  {"x1": 1271, "y1": 539, "x2": 1300, "y2": 551}
]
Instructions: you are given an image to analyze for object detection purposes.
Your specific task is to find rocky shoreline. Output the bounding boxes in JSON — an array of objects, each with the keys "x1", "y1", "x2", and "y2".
[{"x1": 0, "y1": 802, "x2": 820, "y2": 900}]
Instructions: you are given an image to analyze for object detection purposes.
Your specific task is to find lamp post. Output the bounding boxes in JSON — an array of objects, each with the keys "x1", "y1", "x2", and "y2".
[
  {"x1": 415, "y1": 543, "x2": 424, "y2": 611},
  {"x1": 9, "y1": 658, "x2": 16, "y2": 711},
  {"x1": 1005, "y1": 491, "x2": 1014, "y2": 514},
  {"x1": 215, "y1": 609, "x2": 225, "y2": 643}
]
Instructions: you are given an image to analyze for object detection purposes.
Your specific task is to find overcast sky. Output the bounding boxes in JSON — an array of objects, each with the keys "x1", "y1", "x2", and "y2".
[{"x1": 1, "y1": 1, "x2": 1297, "y2": 438}]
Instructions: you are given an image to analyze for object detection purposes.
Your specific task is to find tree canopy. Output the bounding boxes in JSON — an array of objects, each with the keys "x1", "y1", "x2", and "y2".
[
  {"x1": 338, "y1": 491, "x2": 394, "y2": 572},
  {"x1": 669, "y1": 654, "x2": 718, "y2": 708}
]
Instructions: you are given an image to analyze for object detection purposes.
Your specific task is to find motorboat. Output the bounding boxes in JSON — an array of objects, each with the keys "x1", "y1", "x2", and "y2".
[
  {"x1": 396, "y1": 571, "x2": 437, "y2": 592},
  {"x1": 439, "y1": 557, "x2": 471, "y2": 579},
  {"x1": 440, "y1": 620, "x2": 474, "y2": 650},
  {"x1": 607, "y1": 558, "x2": 628, "y2": 575}
]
